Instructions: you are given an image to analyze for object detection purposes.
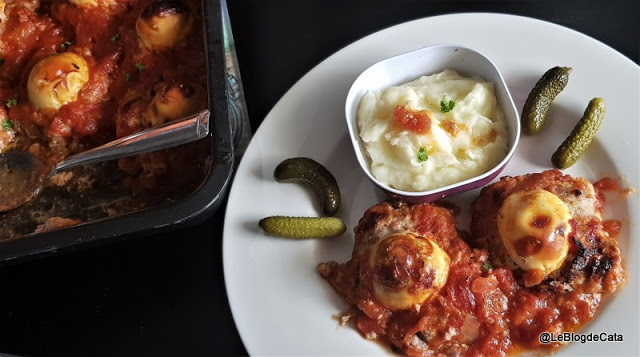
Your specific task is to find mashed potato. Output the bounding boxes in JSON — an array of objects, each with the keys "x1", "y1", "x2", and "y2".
[{"x1": 357, "y1": 69, "x2": 508, "y2": 192}]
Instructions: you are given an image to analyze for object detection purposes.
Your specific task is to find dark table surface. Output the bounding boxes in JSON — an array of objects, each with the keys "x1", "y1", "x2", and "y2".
[{"x1": 0, "y1": 1, "x2": 637, "y2": 356}]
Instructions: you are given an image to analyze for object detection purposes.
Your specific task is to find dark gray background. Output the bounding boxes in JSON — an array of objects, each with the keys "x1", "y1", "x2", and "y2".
[{"x1": 0, "y1": 1, "x2": 637, "y2": 356}]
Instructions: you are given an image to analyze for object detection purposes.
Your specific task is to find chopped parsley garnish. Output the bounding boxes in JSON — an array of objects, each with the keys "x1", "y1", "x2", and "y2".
[
  {"x1": 60, "y1": 40, "x2": 75, "y2": 50},
  {"x1": 440, "y1": 95, "x2": 456, "y2": 113},
  {"x1": 110, "y1": 33, "x2": 120, "y2": 42},
  {"x1": 6, "y1": 98, "x2": 18, "y2": 108},
  {"x1": 417, "y1": 146, "x2": 429, "y2": 162},
  {"x1": 134, "y1": 63, "x2": 146, "y2": 71},
  {"x1": 1, "y1": 118, "x2": 15, "y2": 131},
  {"x1": 482, "y1": 261, "x2": 493, "y2": 270},
  {"x1": 124, "y1": 72, "x2": 133, "y2": 82}
]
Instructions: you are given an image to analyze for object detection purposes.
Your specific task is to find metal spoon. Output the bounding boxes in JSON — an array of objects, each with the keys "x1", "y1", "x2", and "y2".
[{"x1": 0, "y1": 109, "x2": 210, "y2": 213}]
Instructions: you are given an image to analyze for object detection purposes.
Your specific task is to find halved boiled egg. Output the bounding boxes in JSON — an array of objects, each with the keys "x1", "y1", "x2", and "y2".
[
  {"x1": 368, "y1": 232, "x2": 450, "y2": 310},
  {"x1": 27, "y1": 53, "x2": 90, "y2": 112},
  {"x1": 145, "y1": 82, "x2": 206, "y2": 127},
  {"x1": 497, "y1": 189, "x2": 572, "y2": 284},
  {"x1": 136, "y1": 0, "x2": 193, "y2": 51}
]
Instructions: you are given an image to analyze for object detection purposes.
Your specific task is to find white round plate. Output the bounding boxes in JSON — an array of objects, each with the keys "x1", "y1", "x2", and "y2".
[{"x1": 223, "y1": 13, "x2": 639, "y2": 356}]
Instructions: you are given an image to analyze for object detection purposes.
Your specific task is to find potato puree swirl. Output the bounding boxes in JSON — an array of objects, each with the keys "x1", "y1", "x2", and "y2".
[{"x1": 357, "y1": 69, "x2": 508, "y2": 192}]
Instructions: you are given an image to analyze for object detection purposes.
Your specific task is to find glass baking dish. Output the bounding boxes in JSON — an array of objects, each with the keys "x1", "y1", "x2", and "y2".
[{"x1": 0, "y1": 0, "x2": 249, "y2": 265}]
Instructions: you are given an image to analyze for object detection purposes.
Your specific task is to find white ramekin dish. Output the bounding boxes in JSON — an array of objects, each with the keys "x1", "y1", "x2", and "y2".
[{"x1": 345, "y1": 44, "x2": 520, "y2": 202}]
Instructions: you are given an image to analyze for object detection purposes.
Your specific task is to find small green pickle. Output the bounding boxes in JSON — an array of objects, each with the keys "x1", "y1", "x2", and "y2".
[
  {"x1": 552, "y1": 97, "x2": 606, "y2": 169},
  {"x1": 274, "y1": 157, "x2": 341, "y2": 216},
  {"x1": 259, "y1": 216, "x2": 346, "y2": 239},
  {"x1": 521, "y1": 66, "x2": 572, "y2": 135}
]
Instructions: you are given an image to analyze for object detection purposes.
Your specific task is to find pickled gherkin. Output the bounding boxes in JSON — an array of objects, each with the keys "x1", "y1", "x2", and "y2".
[
  {"x1": 521, "y1": 66, "x2": 572, "y2": 135},
  {"x1": 259, "y1": 216, "x2": 346, "y2": 239},
  {"x1": 274, "y1": 157, "x2": 341, "y2": 216},
  {"x1": 552, "y1": 98, "x2": 605, "y2": 169}
]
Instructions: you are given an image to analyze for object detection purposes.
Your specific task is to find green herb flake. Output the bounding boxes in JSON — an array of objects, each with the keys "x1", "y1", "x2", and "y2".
[
  {"x1": 417, "y1": 146, "x2": 428, "y2": 163},
  {"x1": 6, "y1": 98, "x2": 18, "y2": 108},
  {"x1": 482, "y1": 261, "x2": 493, "y2": 270},
  {"x1": 134, "y1": 63, "x2": 146, "y2": 71},
  {"x1": 124, "y1": 73, "x2": 133, "y2": 82},
  {"x1": 440, "y1": 95, "x2": 456, "y2": 113},
  {"x1": 1, "y1": 118, "x2": 15, "y2": 131},
  {"x1": 110, "y1": 33, "x2": 120, "y2": 42}
]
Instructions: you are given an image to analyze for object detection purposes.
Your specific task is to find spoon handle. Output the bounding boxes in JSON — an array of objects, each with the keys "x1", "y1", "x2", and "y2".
[{"x1": 53, "y1": 109, "x2": 210, "y2": 175}]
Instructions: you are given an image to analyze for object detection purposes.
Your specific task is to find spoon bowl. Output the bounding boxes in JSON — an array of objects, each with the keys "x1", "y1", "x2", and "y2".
[{"x1": 0, "y1": 151, "x2": 45, "y2": 212}]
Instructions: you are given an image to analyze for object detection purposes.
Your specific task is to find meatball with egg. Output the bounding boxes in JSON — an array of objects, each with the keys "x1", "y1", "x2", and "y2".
[
  {"x1": 319, "y1": 201, "x2": 466, "y2": 313},
  {"x1": 321, "y1": 173, "x2": 627, "y2": 355},
  {"x1": 471, "y1": 170, "x2": 624, "y2": 291},
  {"x1": 318, "y1": 200, "x2": 497, "y2": 354}
]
